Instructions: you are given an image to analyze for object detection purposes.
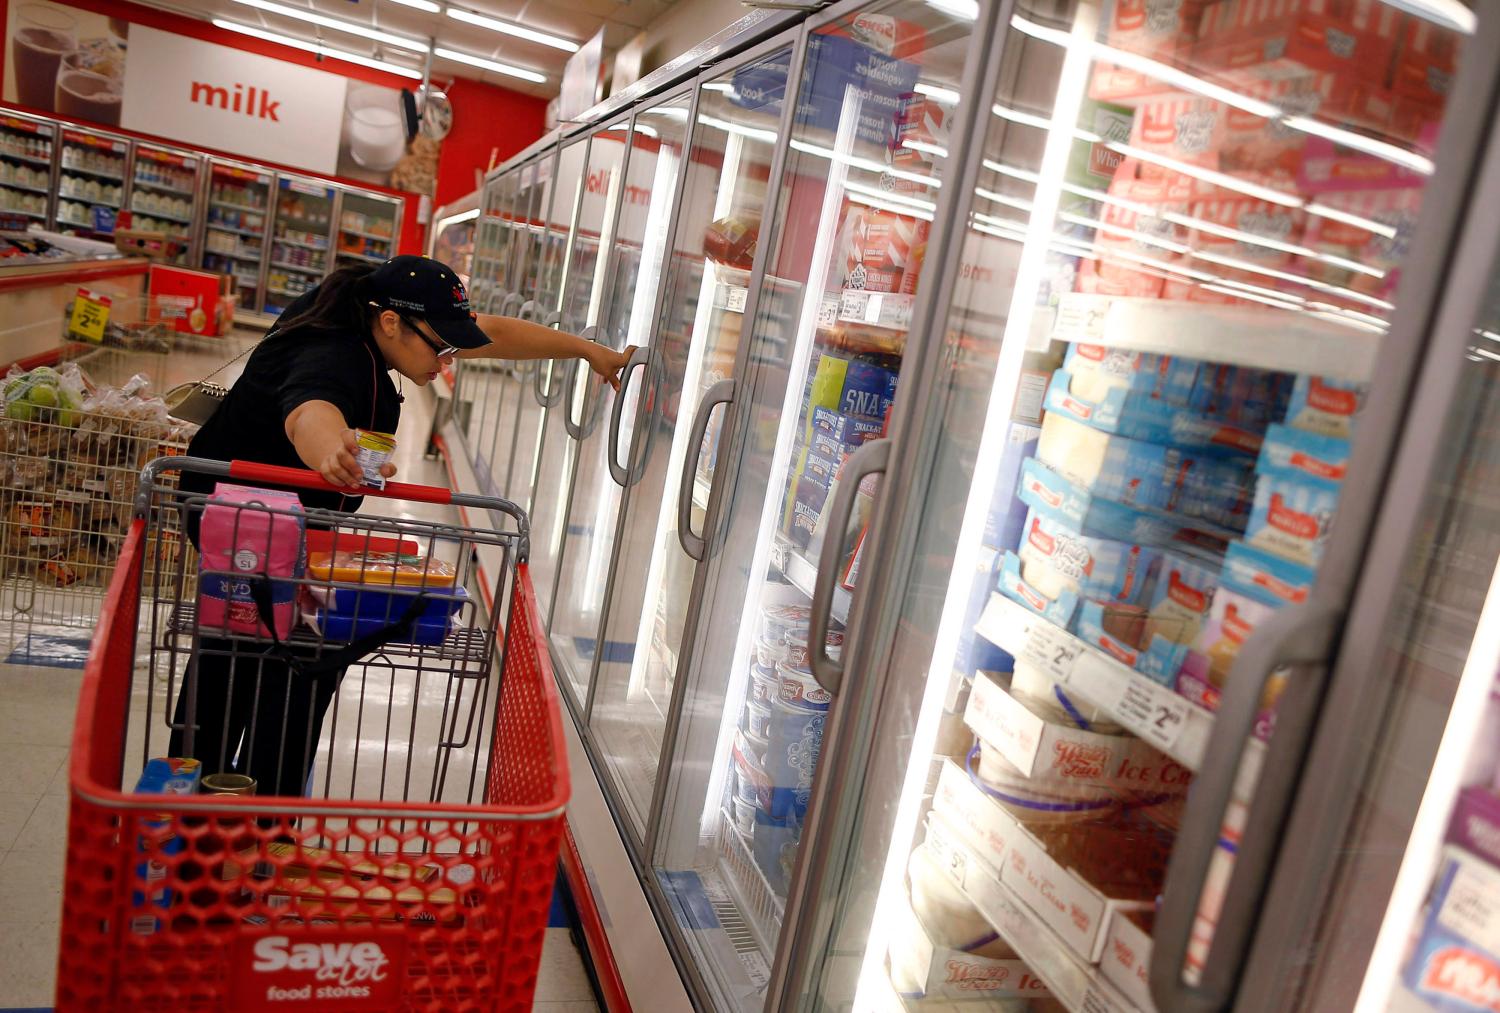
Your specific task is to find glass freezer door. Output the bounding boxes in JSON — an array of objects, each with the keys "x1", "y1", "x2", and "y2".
[
  {"x1": 334, "y1": 191, "x2": 399, "y2": 269},
  {"x1": 645, "y1": 5, "x2": 973, "y2": 1006},
  {"x1": 552, "y1": 92, "x2": 694, "y2": 696},
  {"x1": 766, "y1": 0, "x2": 1471, "y2": 1009},
  {"x1": 265, "y1": 176, "x2": 335, "y2": 315},
  {"x1": 128, "y1": 143, "x2": 199, "y2": 265},
  {"x1": 203, "y1": 161, "x2": 272, "y2": 311},
  {"x1": 454, "y1": 174, "x2": 516, "y2": 467},
  {"x1": 528, "y1": 131, "x2": 609, "y2": 650},
  {"x1": 588, "y1": 46, "x2": 793, "y2": 851}
]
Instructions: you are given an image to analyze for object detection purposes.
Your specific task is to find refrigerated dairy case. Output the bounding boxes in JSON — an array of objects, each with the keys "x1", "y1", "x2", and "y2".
[{"x1": 448, "y1": 0, "x2": 1500, "y2": 1008}]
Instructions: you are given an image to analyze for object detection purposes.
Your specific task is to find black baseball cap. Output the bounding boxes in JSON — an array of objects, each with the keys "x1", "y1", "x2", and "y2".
[{"x1": 367, "y1": 255, "x2": 490, "y2": 350}]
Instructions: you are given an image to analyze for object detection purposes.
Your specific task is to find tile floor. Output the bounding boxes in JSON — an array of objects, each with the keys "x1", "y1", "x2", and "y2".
[{"x1": 0, "y1": 335, "x2": 599, "y2": 1011}]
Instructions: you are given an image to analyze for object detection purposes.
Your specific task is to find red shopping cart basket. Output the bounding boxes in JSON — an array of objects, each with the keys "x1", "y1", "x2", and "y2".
[{"x1": 57, "y1": 458, "x2": 570, "y2": 1012}]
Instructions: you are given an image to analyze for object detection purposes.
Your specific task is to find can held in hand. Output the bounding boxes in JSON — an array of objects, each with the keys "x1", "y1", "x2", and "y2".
[{"x1": 353, "y1": 429, "x2": 397, "y2": 489}]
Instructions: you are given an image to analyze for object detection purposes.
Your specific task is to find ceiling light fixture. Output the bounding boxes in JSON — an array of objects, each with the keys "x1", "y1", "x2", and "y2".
[
  {"x1": 433, "y1": 46, "x2": 546, "y2": 84},
  {"x1": 385, "y1": 0, "x2": 441, "y2": 11},
  {"x1": 446, "y1": 8, "x2": 580, "y2": 53},
  {"x1": 212, "y1": 19, "x2": 424, "y2": 78},
  {"x1": 228, "y1": 0, "x2": 427, "y2": 52}
]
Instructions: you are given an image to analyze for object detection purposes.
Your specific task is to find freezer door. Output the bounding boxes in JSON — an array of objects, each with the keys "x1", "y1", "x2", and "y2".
[
  {"x1": 762, "y1": 0, "x2": 1484, "y2": 1009},
  {"x1": 0, "y1": 114, "x2": 55, "y2": 228},
  {"x1": 641, "y1": 3, "x2": 978, "y2": 1006},
  {"x1": 127, "y1": 143, "x2": 199, "y2": 266},
  {"x1": 333, "y1": 191, "x2": 399, "y2": 270},
  {"x1": 552, "y1": 90, "x2": 697, "y2": 699},
  {"x1": 531, "y1": 128, "x2": 622, "y2": 655},
  {"x1": 586, "y1": 45, "x2": 795, "y2": 852},
  {"x1": 55, "y1": 126, "x2": 127, "y2": 240},
  {"x1": 265, "y1": 175, "x2": 335, "y2": 315},
  {"x1": 202, "y1": 160, "x2": 273, "y2": 311},
  {"x1": 508, "y1": 142, "x2": 584, "y2": 523}
]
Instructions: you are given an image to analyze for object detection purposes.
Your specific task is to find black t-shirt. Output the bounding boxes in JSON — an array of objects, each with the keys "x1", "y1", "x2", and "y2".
[{"x1": 182, "y1": 307, "x2": 402, "y2": 517}]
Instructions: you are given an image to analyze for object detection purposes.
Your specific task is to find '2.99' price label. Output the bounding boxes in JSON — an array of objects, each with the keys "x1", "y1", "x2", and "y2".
[
  {"x1": 1021, "y1": 621, "x2": 1079, "y2": 683},
  {"x1": 1114, "y1": 680, "x2": 1190, "y2": 753}
]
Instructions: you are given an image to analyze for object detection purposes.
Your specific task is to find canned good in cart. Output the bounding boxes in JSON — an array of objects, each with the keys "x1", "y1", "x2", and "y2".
[{"x1": 56, "y1": 457, "x2": 569, "y2": 1012}]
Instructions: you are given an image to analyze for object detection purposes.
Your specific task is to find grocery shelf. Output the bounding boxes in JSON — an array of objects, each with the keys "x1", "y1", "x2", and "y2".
[
  {"x1": 340, "y1": 226, "x2": 393, "y2": 242},
  {"x1": 134, "y1": 179, "x2": 195, "y2": 197},
  {"x1": 4, "y1": 207, "x2": 46, "y2": 219},
  {"x1": 132, "y1": 206, "x2": 192, "y2": 225},
  {"x1": 275, "y1": 236, "x2": 329, "y2": 252},
  {"x1": 1050, "y1": 293, "x2": 1378, "y2": 383},
  {"x1": 337, "y1": 250, "x2": 387, "y2": 264},
  {"x1": 60, "y1": 164, "x2": 123, "y2": 182},
  {"x1": 715, "y1": 809, "x2": 784, "y2": 959},
  {"x1": 0, "y1": 151, "x2": 53, "y2": 167},
  {"x1": 59, "y1": 190, "x2": 120, "y2": 206},
  {"x1": 208, "y1": 223, "x2": 263, "y2": 238},
  {"x1": 818, "y1": 288, "x2": 917, "y2": 333},
  {"x1": 771, "y1": 536, "x2": 850, "y2": 626},
  {"x1": 934, "y1": 820, "x2": 1138, "y2": 1013},
  {"x1": 974, "y1": 592, "x2": 1212, "y2": 770},
  {"x1": 208, "y1": 250, "x2": 262, "y2": 263},
  {"x1": 0, "y1": 180, "x2": 49, "y2": 195},
  {"x1": 270, "y1": 260, "x2": 325, "y2": 275},
  {"x1": 211, "y1": 198, "x2": 265, "y2": 214}
]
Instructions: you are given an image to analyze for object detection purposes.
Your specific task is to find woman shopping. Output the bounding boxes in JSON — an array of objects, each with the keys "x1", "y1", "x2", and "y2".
[{"x1": 169, "y1": 254, "x2": 630, "y2": 796}]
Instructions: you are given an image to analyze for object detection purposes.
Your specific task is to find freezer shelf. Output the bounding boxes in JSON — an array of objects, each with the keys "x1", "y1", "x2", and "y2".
[
  {"x1": 1051, "y1": 293, "x2": 1379, "y2": 384},
  {"x1": 770, "y1": 536, "x2": 851, "y2": 626}
]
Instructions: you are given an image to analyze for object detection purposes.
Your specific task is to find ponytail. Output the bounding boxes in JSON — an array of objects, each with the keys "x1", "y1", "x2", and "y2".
[{"x1": 273, "y1": 263, "x2": 378, "y2": 339}]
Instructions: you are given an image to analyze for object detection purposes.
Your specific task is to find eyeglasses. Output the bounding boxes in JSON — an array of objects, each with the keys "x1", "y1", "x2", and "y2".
[{"x1": 398, "y1": 313, "x2": 458, "y2": 360}]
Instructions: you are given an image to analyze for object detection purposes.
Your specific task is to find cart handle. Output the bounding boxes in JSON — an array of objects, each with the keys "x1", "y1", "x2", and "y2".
[{"x1": 136, "y1": 456, "x2": 531, "y2": 560}]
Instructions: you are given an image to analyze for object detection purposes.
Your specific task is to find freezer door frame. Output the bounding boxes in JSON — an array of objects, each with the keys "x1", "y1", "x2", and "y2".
[
  {"x1": 331, "y1": 187, "x2": 403, "y2": 271},
  {"x1": 198, "y1": 156, "x2": 275, "y2": 314},
  {"x1": 758, "y1": 2, "x2": 1500, "y2": 1010},
  {"x1": 126, "y1": 139, "x2": 205, "y2": 265},
  {"x1": 1235, "y1": 18, "x2": 1500, "y2": 1011},
  {"x1": 264, "y1": 171, "x2": 336, "y2": 315}
]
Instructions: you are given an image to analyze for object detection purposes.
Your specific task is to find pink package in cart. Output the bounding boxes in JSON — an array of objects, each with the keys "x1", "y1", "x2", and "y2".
[{"x1": 197, "y1": 483, "x2": 307, "y2": 639}]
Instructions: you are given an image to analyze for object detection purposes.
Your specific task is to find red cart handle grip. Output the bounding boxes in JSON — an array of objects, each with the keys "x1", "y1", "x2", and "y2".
[{"x1": 226, "y1": 460, "x2": 453, "y2": 505}]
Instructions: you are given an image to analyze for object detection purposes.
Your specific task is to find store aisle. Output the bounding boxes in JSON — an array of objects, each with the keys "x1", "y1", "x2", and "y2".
[{"x1": 0, "y1": 343, "x2": 598, "y2": 1011}]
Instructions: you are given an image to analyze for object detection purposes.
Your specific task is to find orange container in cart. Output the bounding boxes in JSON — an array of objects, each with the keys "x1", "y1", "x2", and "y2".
[{"x1": 55, "y1": 458, "x2": 569, "y2": 1013}]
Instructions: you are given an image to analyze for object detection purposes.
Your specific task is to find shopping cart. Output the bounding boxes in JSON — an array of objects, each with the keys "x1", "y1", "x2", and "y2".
[{"x1": 57, "y1": 457, "x2": 570, "y2": 1012}]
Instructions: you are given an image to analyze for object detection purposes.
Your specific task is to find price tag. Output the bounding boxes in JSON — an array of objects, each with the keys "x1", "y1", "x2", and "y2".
[
  {"x1": 1081, "y1": 986, "x2": 1118, "y2": 1013},
  {"x1": 725, "y1": 285, "x2": 747, "y2": 313},
  {"x1": 885, "y1": 295, "x2": 914, "y2": 331},
  {"x1": 839, "y1": 289, "x2": 868, "y2": 322},
  {"x1": 69, "y1": 288, "x2": 111, "y2": 343},
  {"x1": 1113, "y1": 678, "x2": 1190, "y2": 752},
  {"x1": 1054, "y1": 294, "x2": 1109, "y2": 342},
  {"x1": 816, "y1": 297, "x2": 839, "y2": 330},
  {"x1": 1021, "y1": 621, "x2": 1078, "y2": 683}
]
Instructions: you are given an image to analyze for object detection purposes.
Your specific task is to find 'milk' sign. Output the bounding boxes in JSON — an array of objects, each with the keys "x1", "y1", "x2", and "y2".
[{"x1": 122, "y1": 26, "x2": 345, "y2": 173}]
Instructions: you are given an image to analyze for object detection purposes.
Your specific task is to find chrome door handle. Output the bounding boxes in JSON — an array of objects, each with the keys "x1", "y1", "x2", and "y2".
[
  {"x1": 1149, "y1": 600, "x2": 1341, "y2": 1013},
  {"x1": 675, "y1": 378, "x2": 734, "y2": 562},
  {"x1": 532, "y1": 310, "x2": 567, "y2": 407},
  {"x1": 518, "y1": 298, "x2": 537, "y2": 322},
  {"x1": 499, "y1": 291, "x2": 523, "y2": 316},
  {"x1": 608, "y1": 346, "x2": 650, "y2": 488},
  {"x1": 563, "y1": 325, "x2": 601, "y2": 440},
  {"x1": 808, "y1": 439, "x2": 889, "y2": 697}
]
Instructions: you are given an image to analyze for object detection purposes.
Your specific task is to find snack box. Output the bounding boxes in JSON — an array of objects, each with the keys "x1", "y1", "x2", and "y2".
[
  {"x1": 1193, "y1": 0, "x2": 1404, "y2": 85},
  {"x1": 1403, "y1": 846, "x2": 1500, "y2": 1012},
  {"x1": 1034, "y1": 416, "x2": 1256, "y2": 532},
  {"x1": 801, "y1": 450, "x2": 841, "y2": 490},
  {"x1": 1284, "y1": 374, "x2": 1365, "y2": 437},
  {"x1": 1044, "y1": 368, "x2": 1269, "y2": 456},
  {"x1": 789, "y1": 477, "x2": 829, "y2": 551},
  {"x1": 1016, "y1": 506, "x2": 1162, "y2": 606},
  {"x1": 811, "y1": 405, "x2": 885, "y2": 450},
  {"x1": 1245, "y1": 465, "x2": 1340, "y2": 566},
  {"x1": 131, "y1": 757, "x2": 203, "y2": 935},
  {"x1": 840, "y1": 357, "x2": 899, "y2": 420},
  {"x1": 307, "y1": 549, "x2": 459, "y2": 587}
]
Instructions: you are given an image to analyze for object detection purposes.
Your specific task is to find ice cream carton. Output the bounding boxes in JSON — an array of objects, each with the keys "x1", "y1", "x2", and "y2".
[
  {"x1": 1403, "y1": 846, "x2": 1500, "y2": 1012},
  {"x1": 1184, "y1": 196, "x2": 1305, "y2": 269},
  {"x1": 1044, "y1": 368, "x2": 1269, "y2": 456},
  {"x1": 1077, "y1": 257, "x2": 1165, "y2": 298},
  {"x1": 1391, "y1": 17, "x2": 1459, "y2": 106},
  {"x1": 1016, "y1": 507, "x2": 1162, "y2": 606},
  {"x1": 1106, "y1": 0, "x2": 1211, "y2": 60},
  {"x1": 996, "y1": 549, "x2": 1080, "y2": 627},
  {"x1": 1194, "y1": 0, "x2": 1404, "y2": 85},
  {"x1": 1257, "y1": 423, "x2": 1351, "y2": 483},
  {"x1": 1187, "y1": 540, "x2": 1313, "y2": 690},
  {"x1": 197, "y1": 483, "x2": 307, "y2": 639},
  {"x1": 1246, "y1": 466, "x2": 1340, "y2": 566},
  {"x1": 1129, "y1": 92, "x2": 1228, "y2": 174},
  {"x1": 1187, "y1": 361, "x2": 1295, "y2": 432},
  {"x1": 1285, "y1": 374, "x2": 1366, "y2": 436},
  {"x1": 1101, "y1": 910, "x2": 1158, "y2": 1011},
  {"x1": 1220, "y1": 72, "x2": 1391, "y2": 175},
  {"x1": 1301, "y1": 188, "x2": 1423, "y2": 298},
  {"x1": 1298, "y1": 130, "x2": 1430, "y2": 194}
]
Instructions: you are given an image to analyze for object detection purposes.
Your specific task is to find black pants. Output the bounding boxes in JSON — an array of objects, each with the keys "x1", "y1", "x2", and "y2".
[{"x1": 168, "y1": 637, "x2": 347, "y2": 798}]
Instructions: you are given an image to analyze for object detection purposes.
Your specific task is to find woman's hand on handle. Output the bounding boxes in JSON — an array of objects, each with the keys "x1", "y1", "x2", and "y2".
[{"x1": 589, "y1": 344, "x2": 635, "y2": 391}]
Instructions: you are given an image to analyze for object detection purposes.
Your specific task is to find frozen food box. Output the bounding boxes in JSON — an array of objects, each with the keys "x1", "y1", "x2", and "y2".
[
  {"x1": 1447, "y1": 786, "x2": 1500, "y2": 871},
  {"x1": 1044, "y1": 368, "x2": 1268, "y2": 456},
  {"x1": 1184, "y1": 197, "x2": 1304, "y2": 269},
  {"x1": 982, "y1": 422, "x2": 1041, "y2": 551},
  {"x1": 954, "y1": 548, "x2": 1010, "y2": 680},
  {"x1": 1074, "y1": 598, "x2": 1191, "y2": 684},
  {"x1": 1194, "y1": 0, "x2": 1404, "y2": 85},
  {"x1": 1018, "y1": 456, "x2": 1239, "y2": 558},
  {"x1": 1284, "y1": 374, "x2": 1366, "y2": 437},
  {"x1": 306, "y1": 549, "x2": 464, "y2": 645},
  {"x1": 131, "y1": 757, "x2": 203, "y2": 935},
  {"x1": 307, "y1": 548, "x2": 458, "y2": 587},
  {"x1": 1035, "y1": 415, "x2": 1256, "y2": 531},
  {"x1": 1144, "y1": 550, "x2": 1220, "y2": 655},
  {"x1": 1301, "y1": 188, "x2": 1422, "y2": 299},
  {"x1": 1015, "y1": 507, "x2": 1162, "y2": 606},
  {"x1": 1077, "y1": 256, "x2": 1165, "y2": 298},
  {"x1": 996, "y1": 549, "x2": 1080, "y2": 626},
  {"x1": 840, "y1": 356, "x2": 899, "y2": 420},
  {"x1": 197, "y1": 483, "x2": 306, "y2": 640},
  {"x1": 1245, "y1": 466, "x2": 1340, "y2": 566},
  {"x1": 1403, "y1": 846, "x2": 1500, "y2": 1012},
  {"x1": 801, "y1": 450, "x2": 841, "y2": 490},
  {"x1": 1219, "y1": 73, "x2": 1391, "y2": 176},
  {"x1": 790, "y1": 477, "x2": 829, "y2": 551},
  {"x1": 1392, "y1": 18, "x2": 1457, "y2": 106},
  {"x1": 889, "y1": 96, "x2": 949, "y2": 173},
  {"x1": 1105, "y1": 0, "x2": 1210, "y2": 61},
  {"x1": 811, "y1": 406, "x2": 885, "y2": 450},
  {"x1": 1257, "y1": 423, "x2": 1351, "y2": 483},
  {"x1": 1187, "y1": 540, "x2": 1314, "y2": 689},
  {"x1": 1129, "y1": 92, "x2": 1227, "y2": 174}
]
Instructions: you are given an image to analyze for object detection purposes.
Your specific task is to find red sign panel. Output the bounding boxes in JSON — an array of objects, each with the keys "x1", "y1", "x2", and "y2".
[{"x1": 231, "y1": 929, "x2": 408, "y2": 1012}]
